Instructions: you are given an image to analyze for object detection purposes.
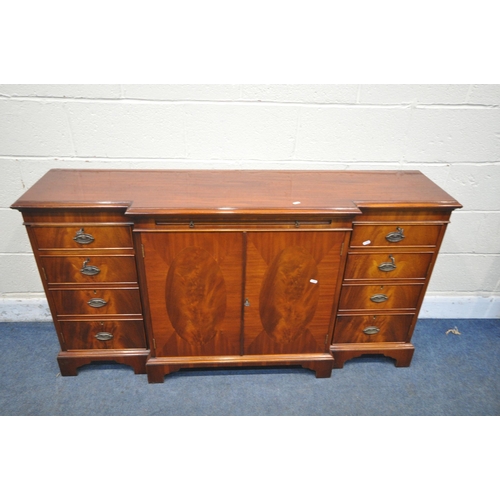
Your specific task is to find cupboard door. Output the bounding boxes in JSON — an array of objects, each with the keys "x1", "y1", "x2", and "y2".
[
  {"x1": 244, "y1": 232, "x2": 345, "y2": 355},
  {"x1": 141, "y1": 233, "x2": 243, "y2": 357}
]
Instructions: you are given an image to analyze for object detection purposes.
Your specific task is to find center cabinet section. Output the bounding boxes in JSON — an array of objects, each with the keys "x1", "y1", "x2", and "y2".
[{"x1": 139, "y1": 229, "x2": 349, "y2": 382}]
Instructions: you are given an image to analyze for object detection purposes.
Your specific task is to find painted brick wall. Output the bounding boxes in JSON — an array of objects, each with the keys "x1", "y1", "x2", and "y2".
[{"x1": 1, "y1": 84, "x2": 499, "y2": 319}]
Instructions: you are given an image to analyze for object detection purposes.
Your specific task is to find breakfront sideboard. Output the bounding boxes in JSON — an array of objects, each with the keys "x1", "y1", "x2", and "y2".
[{"x1": 11, "y1": 169, "x2": 461, "y2": 383}]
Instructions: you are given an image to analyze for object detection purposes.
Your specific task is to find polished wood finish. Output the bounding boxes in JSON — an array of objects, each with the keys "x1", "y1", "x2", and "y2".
[
  {"x1": 11, "y1": 169, "x2": 461, "y2": 213},
  {"x1": 31, "y1": 225, "x2": 133, "y2": 250},
  {"x1": 331, "y1": 206, "x2": 455, "y2": 367},
  {"x1": 12, "y1": 205, "x2": 148, "y2": 376},
  {"x1": 11, "y1": 169, "x2": 461, "y2": 381},
  {"x1": 338, "y1": 283, "x2": 424, "y2": 311},
  {"x1": 334, "y1": 314, "x2": 415, "y2": 343},
  {"x1": 243, "y1": 231, "x2": 345, "y2": 355},
  {"x1": 59, "y1": 320, "x2": 147, "y2": 350},
  {"x1": 344, "y1": 251, "x2": 434, "y2": 280},
  {"x1": 141, "y1": 232, "x2": 243, "y2": 357},
  {"x1": 350, "y1": 223, "x2": 442, "y2": 248},
  {"x1": 41, "y1": 255, "x2": 138, "y2": 284},
  {"x1": 57, "y1": 349, "x2": 148, "y2": 376},
  {"x1": 332, "y1": 343, "x2": 415, "y2": 369},
  {"x1": 50, "y1": 288, "x2": 142, "y2": 316}
]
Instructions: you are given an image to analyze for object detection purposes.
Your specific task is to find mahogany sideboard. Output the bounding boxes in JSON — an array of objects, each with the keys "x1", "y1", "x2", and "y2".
[{"x1": 11, "y1": 169, "x2": 461, "y2": 383}]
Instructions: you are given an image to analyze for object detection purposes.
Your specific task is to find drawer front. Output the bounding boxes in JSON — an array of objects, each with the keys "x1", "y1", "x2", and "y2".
[
  {"x1": 339, "y1": 284, "x2": 423, "y2": 311},
  {"x1": 350, "y1": 224, "x2": 441, "y2": 248},
  {"x1": 344, "y1": 252, "x2": 433, "y2": 280},
  {"x1": 334, "y1": 314, "x2": 414, "y2": 343},
  {"x1": 51, "y1": 288, "x2": 142, "y2": 316},
  {"x1": 32, "y1": 226, "x2": 133, "y2": 250},
  {"x1": 41, "y1": 255, "x2": 138, "y2": 284},
  {"x1": 60, "y1": 320, "x2": 147, "y2": 350}
]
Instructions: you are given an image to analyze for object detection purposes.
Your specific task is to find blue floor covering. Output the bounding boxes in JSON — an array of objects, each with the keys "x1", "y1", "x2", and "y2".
[{"x1": 0, "y1": 319, "x2": 498, "y2": 416}]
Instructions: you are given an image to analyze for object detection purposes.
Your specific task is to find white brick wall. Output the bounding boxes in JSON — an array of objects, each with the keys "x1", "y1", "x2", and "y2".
[{"x1": 1, "y1": 84, "x2": 499, "y2": 319}]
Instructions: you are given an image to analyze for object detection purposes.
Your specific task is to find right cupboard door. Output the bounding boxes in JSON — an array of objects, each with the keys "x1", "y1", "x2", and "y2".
[{"x1": 244, "y1": 232, "x2": 345, "y2": 355}]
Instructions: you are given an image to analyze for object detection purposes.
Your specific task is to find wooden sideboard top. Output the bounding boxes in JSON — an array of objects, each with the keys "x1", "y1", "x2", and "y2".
[{"x1": 11, "y1": 169, "x2": 462, "y2": 215}]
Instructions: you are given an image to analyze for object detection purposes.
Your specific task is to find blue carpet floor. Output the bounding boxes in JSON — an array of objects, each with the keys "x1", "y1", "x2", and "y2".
[{"x1": 0, "y1": 319, "x2": 498, "y2": 415}]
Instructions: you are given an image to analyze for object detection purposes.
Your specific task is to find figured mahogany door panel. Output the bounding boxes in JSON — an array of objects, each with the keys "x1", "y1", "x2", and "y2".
[
  {"x1": 51, "y1": 288, "x2": 142, "y2": 316},
  {"x1": 244, "y1": 232, "x2": 345, "y2": 355},
  {"x1": 32, "y1": 226, "x2": 133, "y2": 250},
  {"x1": 350, "y1": 224, "x2": 441, "y2": 248},
  {"x1": 60, "y1": 320, "x2": 147, "y2": 350},
  {"x1": 141, "y1": 232, "x2": 243, "y2": 357},
  {"x1": 334, "y1": 314, "x2": 414, "y2": 343},
  {"x1": 41, "y1": 255, "x2": 138, "y2": 284},
  {"x1": 344, "y1": 252, "x2": 434, "y2": 280},
  {"x1": 338, "y1": 284, "x2": 424, "y2": 311}
]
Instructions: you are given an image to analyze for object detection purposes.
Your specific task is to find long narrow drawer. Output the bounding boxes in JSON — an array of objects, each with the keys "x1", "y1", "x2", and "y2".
[
  {"x1": 339, "y1": 284, "x2": 423, "y2": 311},
  {"x1": 32, "y1": 225, "x2": 133, "y2": 250},
  {"x1": 350, "y1": 224, "x2": 441, "y2": 248},
  {"x1": 334, "y1": 314, "x2": 414, "y2": 343},
  {"x1": 51, "y1": 288, "x2": 142, "y2": 316},
  {"x1": 344, "y1": 252, "x2": 434, "y2": 280},
  {"x1": 59, "y1": 320, "x2": 147, "y2": 350},
  {"x1": 41, "y1": 255, "x2": 138, "y2": 284}
]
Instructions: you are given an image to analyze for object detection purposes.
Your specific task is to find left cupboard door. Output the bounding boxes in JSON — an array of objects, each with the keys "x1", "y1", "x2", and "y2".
[{"x1": 141, "y1": 232, "x2": 244, "y2": 357}]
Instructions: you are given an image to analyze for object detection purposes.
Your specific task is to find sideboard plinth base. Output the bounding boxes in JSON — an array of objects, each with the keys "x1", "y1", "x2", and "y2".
[
  {"x1": 331, "y1": 343, "x2": 414, "y2": 369},
  {"x1": 57, "y1": 349, "x2": 149, "y2": 376},
  {"x1": 146, "y1": 353, "x2": 335, "y2": 383}
]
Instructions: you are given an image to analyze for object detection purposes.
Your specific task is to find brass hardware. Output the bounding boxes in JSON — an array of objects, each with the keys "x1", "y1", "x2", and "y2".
[
  {"x1": 80, "y1": 258, "x2": 101, "y2": 276},
  {"x1": 41, "y1": 267, "x2": 48, "y2": 281},
  {"x1": 73, "y1": 228, "x2": 95, "y2": 245},
  {"x1": 189, "y1": 221, "x2": 195, "y2": 228},
  {"x1": 95, "y1": 332, "x2": 113, "y2": 341},
  {"x1": 244, "y1": 298, "x2": 250, "y2": 307},
  {"x1": 378, "y1": 255, "x2": 396, "y2": 272},
  {"x1": 295, "y1": 221, "x2": 300, "y2": 228},
  {"x1": 386, "y1": 227, "x2": 405, "y2": 243},
  {"x1": 363, "y1": 326, "x2": 380, "y2": 335},
  {"x1": 87, "y1": 298, "x2": 107, "y2": 308},
  {"x1": 141, "y1": 244, "x2": 145, "y2": 258},
  {"x1": 340, "y1": 241, "x2": 344, "y2": 256},
  {"x1": 370, "y1": 294, "x2": 388, "y2": 303}
]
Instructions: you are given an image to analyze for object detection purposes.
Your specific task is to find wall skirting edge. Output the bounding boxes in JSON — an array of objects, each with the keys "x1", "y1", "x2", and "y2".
[
  {"x1": 0, "y1": 295, "x2": 499, "y2": 322},
  {"x1": 419, "y1": 295, "x2": 500, "y2": 319},
  {"x1": 0, "y1": 296, "x2": 52, "y2": 322}
]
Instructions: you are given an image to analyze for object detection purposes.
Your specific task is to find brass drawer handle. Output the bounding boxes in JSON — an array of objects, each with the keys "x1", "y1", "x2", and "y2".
[
  {"x1": 370, "y1": 294, "x2": 388, "y2": 303},
  {"x1": 80, "y1": 258, "x2": 101, "y2": 276},
  {"x1": 73, "y1": 228, "x2": 95, "y2": 245},
  {"x1": 386, "y1": 227, "x2": 405, "y2": 243},
  {"x1": 363, "y1": 326, "x2": 380, "y2": 335},
  {"x1": 95, "y1": 332, "x2": 113, "y2": 341},
  {"x1": 378, "y1": 255, "x2": 396, "y2": 272},
  {"x1": 87, "y1": 298, "x2": 108, "y2": 308}
]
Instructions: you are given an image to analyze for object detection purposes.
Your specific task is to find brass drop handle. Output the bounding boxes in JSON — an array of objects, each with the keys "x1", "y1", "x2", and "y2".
[
  {"x1": 386, "y1": 227, "x2": 405, "y2": 243},
  {"x1": 378, "y1": 255, "x2": 397, "y2": 272},
  {"x1": 80, "y1": 258, "x2": 101, "y2": 276},
  {"x1": 95, "y1": 332, "x2": 113, "y2": 341},
  {"x1": 363, "y1": 326, "x2": 380, "y2": 335},
  {"x1": 73, "y1": 228, "x2": 95, "y2": 245},
  {"x1": 87, "y1": 298, "x2": 108, "y2": 308},
  {"x1": 370, "y1": 294, "x2": 388, "y2": 303}
]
